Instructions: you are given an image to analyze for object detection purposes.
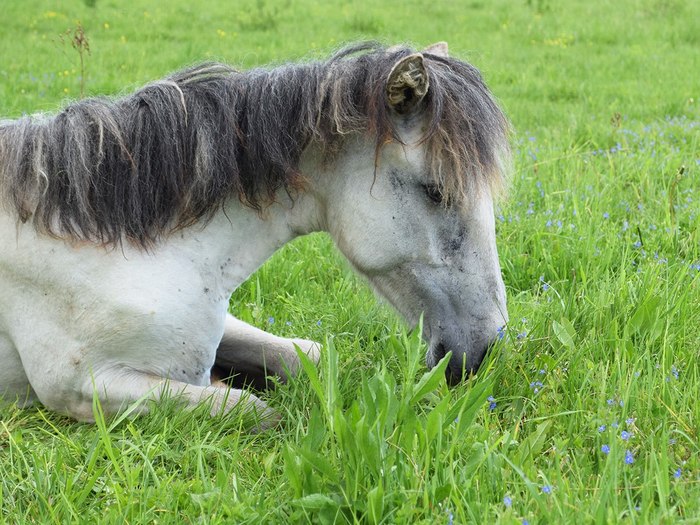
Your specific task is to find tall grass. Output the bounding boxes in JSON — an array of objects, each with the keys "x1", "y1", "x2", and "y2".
[{"x1": 1, "y1": 0, "x2": 698, "y2": 522}]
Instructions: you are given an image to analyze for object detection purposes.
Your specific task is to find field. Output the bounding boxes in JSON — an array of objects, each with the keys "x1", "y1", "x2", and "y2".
[{"x1": 1, "y1": 0, "x2": 699, "y2": 523}]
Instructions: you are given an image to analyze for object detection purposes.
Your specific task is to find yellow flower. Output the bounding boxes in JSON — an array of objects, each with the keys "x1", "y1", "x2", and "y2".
[{"x1": 103, "y1": 22, "x2": 110, "y2": 29}]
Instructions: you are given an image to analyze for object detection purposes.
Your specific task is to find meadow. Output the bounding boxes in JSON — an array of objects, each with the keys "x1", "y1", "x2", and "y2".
[{"x1": 1, "y1": 0, "x2": 699, "y2": 523}]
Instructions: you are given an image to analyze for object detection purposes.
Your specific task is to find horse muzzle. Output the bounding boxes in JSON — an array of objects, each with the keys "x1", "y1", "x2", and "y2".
[{"x1": 426, "y1": 326, "x2": 500, "y2": 385}]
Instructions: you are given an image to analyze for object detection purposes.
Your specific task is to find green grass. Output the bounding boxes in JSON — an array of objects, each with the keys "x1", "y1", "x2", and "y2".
[{"x1": 1, "y1": 0, "x2": 699, "y2": 523}]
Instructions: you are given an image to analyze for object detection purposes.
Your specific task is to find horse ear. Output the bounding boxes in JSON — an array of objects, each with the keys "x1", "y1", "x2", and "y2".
[
  {"x1": 424, "y1": 41, "x2": 449, "y2": 57},
  {"x1": 386, "y1": 53, "x2": 429, "y2": 114}
]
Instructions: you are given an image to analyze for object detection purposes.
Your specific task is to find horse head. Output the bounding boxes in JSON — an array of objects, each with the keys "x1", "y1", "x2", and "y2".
[{"x1": 308, "y1": 43, "x2": 510, "y2": 383}]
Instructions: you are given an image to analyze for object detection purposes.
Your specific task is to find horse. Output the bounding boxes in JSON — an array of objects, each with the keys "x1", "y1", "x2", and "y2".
[{"x1": 0, "y1": 41, "x2": 510, "y2": 427}]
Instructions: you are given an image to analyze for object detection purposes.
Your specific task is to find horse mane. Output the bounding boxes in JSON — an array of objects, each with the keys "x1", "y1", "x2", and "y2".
[{"x1": 0, "y1": 42, "x2": 509, "y2": 247}]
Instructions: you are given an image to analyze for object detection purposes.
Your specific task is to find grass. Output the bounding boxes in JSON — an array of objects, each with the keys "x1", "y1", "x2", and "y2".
[{"x1": 1, "y1": 0, "x2": 699, "y2": 523}]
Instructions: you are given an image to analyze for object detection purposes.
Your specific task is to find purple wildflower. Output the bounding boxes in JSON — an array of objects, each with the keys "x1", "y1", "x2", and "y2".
[
  {"x1": 601, "y1": 444, "x2": 610, "y2": 454},
  {"x1": 625, "y1": 450, "x2": 634, "y2": 464}
]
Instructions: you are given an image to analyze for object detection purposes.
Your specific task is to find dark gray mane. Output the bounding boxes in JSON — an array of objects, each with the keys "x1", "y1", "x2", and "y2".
[{"x1": 0, "y1": 42, "x2": 509, "y2": 246}]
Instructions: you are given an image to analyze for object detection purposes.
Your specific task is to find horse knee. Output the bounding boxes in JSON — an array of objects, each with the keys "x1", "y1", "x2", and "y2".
[
  {"x1": 33, "y1": 382, "x2": 96, "y2": 421},
  {"x1": 0, "y1": 335, "x2": 38, "y2": 407}
]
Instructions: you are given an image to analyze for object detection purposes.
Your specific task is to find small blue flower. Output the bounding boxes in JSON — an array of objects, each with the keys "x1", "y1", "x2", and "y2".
[
  {"x1": 625, "y1": 450, "x2": 635, "y2": 464},
  {"x1": 517, "y1": 330, "x2": 528, "y2": 340},
  {"x1": 625, "y1": 417, "x2": 635, "y2": 425},
  {"x1": 504, "y1": 495, "x2": 512, "y2": 508},
  {"x1": 267, "y1": 316, "x2": 275, "y2": 325},
  {"x1": 607, "y1": 398, "x2": 615, "y2": 406},
  {"x1": 601, "y1": 444, "x2": 610, "y2": 454},
  {"x1": 598, "y1": 425, "x2": 606, "y2": 432},
  {"x1": 620, "y1": 431, "x2": 632, "y2": 441},
  {"x1": 611, "y1": 421, "x2": 619, "y2": 429},
  {"x1": 603, "y1": 212, "x2": 610, "y2": 219},
  {"x1": 541, "y1": 485, "x2": 552, "y2": 495},
  {"x1": 316, "y1": 320, "x2": 322, "y2": 326},
  {"x1": 497, "y1": 326, "x2": 506, "y2": 340},
  {"x1": 487, "y1": 396, "x2": 497, "y2": 411},
  {"x1": 530, "y1": 381, "x2": 544, "y2": 394},
  {"x1": 671, "y1": 365, "x2": 679, "y2": 380},
  {"x1": 673, "y1": 467, "x2": 682, "y2": 479}
]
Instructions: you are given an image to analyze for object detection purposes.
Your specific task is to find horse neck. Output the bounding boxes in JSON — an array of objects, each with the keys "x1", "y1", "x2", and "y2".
[
  {"x1": 171, "y1": 189, "x2": 321, "y2": 295},
  {"x1": 176, "y1": 142, "x2": 344, "y2": 295}
]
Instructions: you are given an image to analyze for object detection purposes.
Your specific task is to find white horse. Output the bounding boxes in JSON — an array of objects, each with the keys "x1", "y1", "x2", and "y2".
[{"x1": 0, "y1": 42, "x2": 509, "y2": 426}]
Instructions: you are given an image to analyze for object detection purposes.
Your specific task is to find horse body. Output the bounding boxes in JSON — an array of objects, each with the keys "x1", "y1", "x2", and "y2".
[
  {"x1": 0, "y1": 43, "x2": 509, "y2": 425},
  {"x1": 0, "y1": 177, "x2": 315, "y2": 419}
]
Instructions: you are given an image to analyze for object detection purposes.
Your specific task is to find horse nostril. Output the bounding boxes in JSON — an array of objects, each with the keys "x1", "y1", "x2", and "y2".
[
  {"x1": 433, "y1": 341, "x2": 447, "y2": 362},
  {"x1": 443, "y1": 336, "x2": 496, "y2": 386}
]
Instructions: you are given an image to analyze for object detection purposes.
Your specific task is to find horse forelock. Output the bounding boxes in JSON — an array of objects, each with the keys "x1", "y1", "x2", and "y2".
[{"x1": 0, "y1": 43, "x2": 509, "y2": 246}]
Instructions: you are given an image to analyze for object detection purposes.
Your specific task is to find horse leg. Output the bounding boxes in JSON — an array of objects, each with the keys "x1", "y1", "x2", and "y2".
[
  {"x1": 84, "y1": 370, "x2": 279, "y2": 429},
  {"x1": 0, "y1": 333, "x2": 38, "y2": 407},
  {"x1": 27, "y1": 365, "x2": 278, "y2": 429},
  {"x1": 10, "y1": 330, "x2": 278, "y2": 428},
  {"x1": 213, "y1": 314, "x2": 321, "y2": 389}
]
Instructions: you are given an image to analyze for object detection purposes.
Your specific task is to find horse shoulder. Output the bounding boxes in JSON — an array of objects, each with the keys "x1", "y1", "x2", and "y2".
[{"x1": 0, "y1": 219, "x2": 227, "y2": 386}]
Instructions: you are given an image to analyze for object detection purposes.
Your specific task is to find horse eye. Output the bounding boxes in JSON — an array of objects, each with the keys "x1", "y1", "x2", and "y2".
[{"x1": 422, "y1": 183, "x2": 443, "y2": 205}]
